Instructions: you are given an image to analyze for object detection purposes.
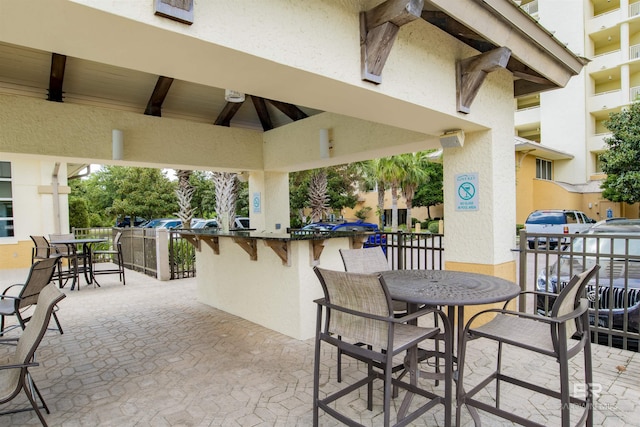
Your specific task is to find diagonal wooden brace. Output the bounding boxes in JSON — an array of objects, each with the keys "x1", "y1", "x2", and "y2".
[
  {"x1": 360, "y1": 0, "x2": 424, "y2": 84},
  {"x1": 457, "y1": 46, "x2": 511, "y2": 113}
]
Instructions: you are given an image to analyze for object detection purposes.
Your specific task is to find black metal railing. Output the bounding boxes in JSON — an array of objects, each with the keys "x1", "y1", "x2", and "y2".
[
  {"x1": 169, "y1": 231, "x2": 196, "y2": 279},
  {"x1": 519, "y1": 229, "x2": 640, "y2": 351}
]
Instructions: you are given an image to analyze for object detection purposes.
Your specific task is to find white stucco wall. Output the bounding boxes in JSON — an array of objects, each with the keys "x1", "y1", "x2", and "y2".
[
  {"x1": 196, "y1": 236, "x2": 347, "y2": 340},
  {"x1": 0, "y1": 153, "x2": 69, "y2": 265}
]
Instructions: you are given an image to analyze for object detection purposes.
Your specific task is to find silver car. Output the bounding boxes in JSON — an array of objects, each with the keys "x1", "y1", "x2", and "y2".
[{"x1": 536, "y1": 220, "x2": 640, "y2": 342}]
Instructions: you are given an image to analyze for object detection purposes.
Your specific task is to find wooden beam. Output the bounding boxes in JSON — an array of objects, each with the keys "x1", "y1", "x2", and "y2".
[
  {"x1": 310, "y1": 239, "x2": 325, "y2": 265},
  {"x1": 200, "y1": 235, "x2": 219, "y2": 254},
  {"x1": 144, "y1": 76, "x2": 174, "y2": 116},
  {"x1": 456, "y1": 47, "x2": 511, "y2": 114},
  {"x1": 360, "y1": 0, "x2": 423, "y2": 84},
  {"x1": 264, "y1": 240, "x2": 289, "y2": 266},
  {"x1": 233, "y1": 237, "x2": 257, "y2": 261},
  {"x1": 514, "y1": 79, "x2": 557, "y2": 98},
  {"x1": 214, "y1": 101, "x2": 244, "y2": 126},
  {"x1": 266, "y1": 99, "x2": 308, "y2": 121},
  {"x1": 250, "y1": 96, "x2": 274, "y2": 130},
  {"x1": 47, "y1": 53, "x2": 66, "y2": 102}
]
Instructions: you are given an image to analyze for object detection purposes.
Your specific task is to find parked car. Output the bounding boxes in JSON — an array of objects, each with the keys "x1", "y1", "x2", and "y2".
[
  {"x1": 116, "y1": 216, "x2": 146, "y2": 227},
  {"x1": 536, "y1": 219, "x2": 640, "y2": 345},
  {"x1": 141, "y1": 218, "x2": 182, "y2": 229},
  {"x1": 232, "y1": 217, "x2": 250, "y2": 229},
  {"x1": 524, "y1": 209, "x2": 595, "y2": 249},
  {"x1": 302, "y1": 220, "x2": 387, "y2": 249},
  {"x1": 192, "y1": 219, "x2": 219, "y2": 229}
]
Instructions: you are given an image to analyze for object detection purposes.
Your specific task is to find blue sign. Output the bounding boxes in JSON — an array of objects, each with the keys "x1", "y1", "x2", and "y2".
[{"x1": 455, "y1": 173, "x2": 479, "y2": 211}]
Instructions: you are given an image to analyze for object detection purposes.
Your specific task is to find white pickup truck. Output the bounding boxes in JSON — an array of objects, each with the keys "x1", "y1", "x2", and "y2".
[{"x1": 524, "y1": 209, "x2": 596, "y2": 249}]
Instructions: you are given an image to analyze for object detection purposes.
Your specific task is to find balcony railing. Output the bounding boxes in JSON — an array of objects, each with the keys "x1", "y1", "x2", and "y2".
[
  {"x1": 631, "y1": 2, "x2": 640, "y2": 17},
  {"x1": 630, "y1": 44, "x2": 640, "y2": 60},
  {"x1": 631, "y1": 86, "x2": 640, "y2": 101}
]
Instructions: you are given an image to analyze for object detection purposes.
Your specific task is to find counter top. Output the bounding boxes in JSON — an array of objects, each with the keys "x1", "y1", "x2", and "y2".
[
  {"x1": 177, "y1": 228, "x2": 375, "y2": 241},
  {"x1": 177, "y1": 228, "x2": 376, "y2": 265}
]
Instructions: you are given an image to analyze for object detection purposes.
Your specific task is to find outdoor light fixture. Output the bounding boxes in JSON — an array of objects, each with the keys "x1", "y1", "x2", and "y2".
[
  {"x1": 319, "y1": 128, "x2": 332, "y2": 158},
  {"x1": 112, "y1": 129, "x2": 124, "y2": 160},
  {"x1": 439, "y1": 129, "x2": 465, "y2": 149},
  {"x1": 224, "y1": 89, "x2": 245, "y2": 103}
]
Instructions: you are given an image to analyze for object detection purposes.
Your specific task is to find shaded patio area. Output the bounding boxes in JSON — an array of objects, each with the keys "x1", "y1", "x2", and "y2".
[{"x1": 1, "y1": 267, "x2": 638, "y2": 426}]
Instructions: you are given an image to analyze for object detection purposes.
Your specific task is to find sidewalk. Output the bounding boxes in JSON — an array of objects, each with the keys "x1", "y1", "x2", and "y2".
[{"x1": 0, "y1": 267, "x2": 638, "y2": 426}]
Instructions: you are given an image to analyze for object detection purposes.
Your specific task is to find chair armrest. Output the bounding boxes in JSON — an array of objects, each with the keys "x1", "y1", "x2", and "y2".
[
  {"x1": 2, "y1": 284, "x2": 25, "y2": 296},
  {"x1": 467, "y1": 299, "x2": 589, "y2": 331},
  {"x1": 0, "y1": 362, "x2": 39, "y2": 370},
  {"x1": 0, "y1": 337, "x2": 19, "y2": 345},
  {"x1": 393, "y1": 306, "x2": 440, "y2": 324},
  {"x1": 0, "y1": 294, "x2": 20, "y2": 302},
  {"x1": 315, "y1": 298, "x2": 395, "y2": 322},
  {"x1": 519, "y1": 290, "x2": 558, "y2": 298}
]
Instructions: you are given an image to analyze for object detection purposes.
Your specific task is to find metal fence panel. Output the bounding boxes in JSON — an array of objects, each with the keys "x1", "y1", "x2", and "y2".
[{"x1": 519, "y1": 229, "x2": 639, "y2": 352}]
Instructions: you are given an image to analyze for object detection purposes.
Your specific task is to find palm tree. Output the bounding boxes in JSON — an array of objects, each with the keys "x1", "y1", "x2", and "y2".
[
  {"x1": 309, "y1": 169, "x2": 331, "y2": 222},
  {"x1": 401, "y1": 153, "x2": 430, "y2": 230},
  {"x1": 377, "y1": 156, "x2": 407, "y2": 232},
  {"x1": 353, "y1": 160, "x2": 386, "y2": 227},
  {"x1": 211, "y1": 171, "x2": 238, "y2": 231},
  {"x1": 174, "y1": 169, "x2": 194, "y2": 229}
]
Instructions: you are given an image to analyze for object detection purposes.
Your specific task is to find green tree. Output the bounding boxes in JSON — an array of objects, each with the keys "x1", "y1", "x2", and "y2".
[
  {"x1": 400, "y1": 153, "x2": 430, "y2": 229},
  {"x1": 600, "y1": 102, "x2": 640, "y2": 203},
  {"x1": 189, "y1": 171, "x2": 216, "y2": 218},
  {"x1": 82, "y1": 166, "x2": 178, "y2": 223},
  {"x1": 289, "y1": 165, "x2": 359, "y2": 226},
  {"x1": 377, "y1": 156, "x2": 407, "y2": 231},
  {"x1": 69, "y1": 198, "x2": 90, "y2": 229},
  {"x1": 413, "y1": 159, "x2": 444, "y2": 220},
  {"x1": 353, "y1": 159, "x2": 387, "y2": 228}
]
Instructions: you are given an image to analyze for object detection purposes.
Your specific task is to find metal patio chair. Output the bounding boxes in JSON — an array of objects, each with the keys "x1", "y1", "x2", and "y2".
[
  {"x1": 456, "y1": 264, "x2": 600, "y2": 427},
  {"x1": 340, "y1": 246, "x2": 444, "y2": 385},
  {"x1": 0, "y1": 256, "x2": 62, "y2": 336},
  {"x1": 92, "y1": 231, "x2": 126, "y2": 286},
  {"x1": 0, "y1": 283, "x2": 66, "y2": 426},
  {"x1": 49, "y1": 233, "x2": 89, "y2": 290},
  {"x1": 312, "y1": 267, "x2": 451, "y2": 427}
]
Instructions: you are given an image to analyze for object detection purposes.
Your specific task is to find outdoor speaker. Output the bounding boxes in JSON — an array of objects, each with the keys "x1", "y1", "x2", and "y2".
[{"x1": 439, "y1": 130, "x2": 465, "y2": 148}]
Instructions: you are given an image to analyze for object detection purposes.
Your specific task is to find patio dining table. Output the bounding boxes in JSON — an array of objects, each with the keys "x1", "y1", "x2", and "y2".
[
  {"x1": 49, "y1": 237, "x2": 107, "y2": 290},
  {"x1": 380, "y1": 269, "x2": 521, "y2": 425}
]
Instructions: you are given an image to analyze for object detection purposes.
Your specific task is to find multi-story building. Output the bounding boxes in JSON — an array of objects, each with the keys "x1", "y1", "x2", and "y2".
[{"x1": 515, "y1": 0, "x2": 640, "y2": 223}]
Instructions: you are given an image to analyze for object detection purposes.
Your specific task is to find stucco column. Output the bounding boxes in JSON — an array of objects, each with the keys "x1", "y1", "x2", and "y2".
[
  {"x1": 248, "y1": 171, "x2": 290, "y2": 233},
  {"x1": 442, "y1": 128, "x2": 517, "y2": 282}
]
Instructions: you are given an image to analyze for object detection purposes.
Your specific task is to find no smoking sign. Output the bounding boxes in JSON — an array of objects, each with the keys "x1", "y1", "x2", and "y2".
[{"x1": 455, "y1": 173, "x2": 479, "y2": 211}]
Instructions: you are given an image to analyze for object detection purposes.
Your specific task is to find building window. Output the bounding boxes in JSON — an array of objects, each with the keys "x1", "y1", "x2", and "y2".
[
  {"x1": 0, "y1": 161, "x2": 14, "y2": 237},
  {"x1": 595, "y1": 153, "x2": 604, "y2": 173},
  {"x1": 536, "y1": 158, "x2": 552, "y2": 180}
]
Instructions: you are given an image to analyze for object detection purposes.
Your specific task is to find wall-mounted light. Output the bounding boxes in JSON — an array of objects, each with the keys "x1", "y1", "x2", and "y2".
[
  {"x1": 224, "y1": 89, "x2": 245, "y2": 103},
  {"x1": 439, "y1": 129, "x2": 465, "y2": 149},
  {"x1": 112, "y1": 129, "x2": 124, "y2": 160},
  {"x1": 319, "y1": 128, "x2": 333, "y2": 158}
]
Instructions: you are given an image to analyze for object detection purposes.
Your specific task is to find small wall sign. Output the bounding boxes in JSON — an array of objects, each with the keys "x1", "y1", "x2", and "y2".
[
  {"x1": 455, "y1": 173, "x2": 479, "y2": 211},
  {"x1": 252, "y1": 192, "x2": 261, "y2": 213}
]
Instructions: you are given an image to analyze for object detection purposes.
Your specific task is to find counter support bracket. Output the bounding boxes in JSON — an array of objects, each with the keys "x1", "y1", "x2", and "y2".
[
  {"x1": 264, "y1": 240, "x2": 290, "y2": 266},
  {"x1": 233, "y1": 237, "x2": 258, "y2": 261},
  {"x1": 201, "y1": 235, "x2": 220, "y2": 254}
]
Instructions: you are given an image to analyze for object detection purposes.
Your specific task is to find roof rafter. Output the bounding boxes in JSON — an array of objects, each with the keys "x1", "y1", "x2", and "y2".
[
  {"x1": 47, "y1": 53, "x2": 66, "y2": 102},
  {"x1": 144, "y1": 76, "x2": 174, "y2": 117}
]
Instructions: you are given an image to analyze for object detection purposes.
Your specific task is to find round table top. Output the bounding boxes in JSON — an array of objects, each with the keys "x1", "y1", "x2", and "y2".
[
  {"x1": 380, "y1": 270, "x2": 521, "y2": 306},
  {"x1": 51, "y1": 238, "x2": 107, "y2": 244}
]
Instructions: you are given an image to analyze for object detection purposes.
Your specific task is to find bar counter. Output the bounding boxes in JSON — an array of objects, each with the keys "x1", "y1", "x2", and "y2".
[{"x1": 178, "y1": 229, "x2": 375, "y2": 340}]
